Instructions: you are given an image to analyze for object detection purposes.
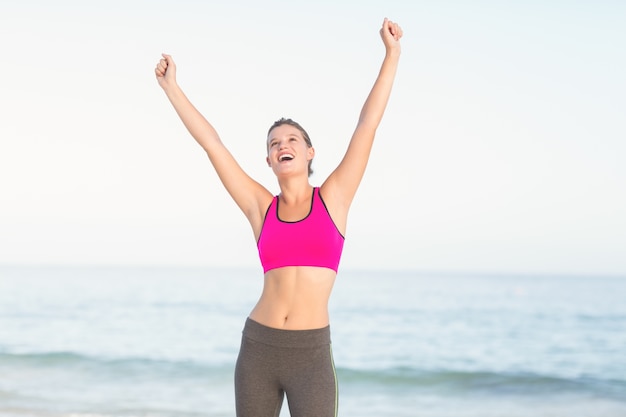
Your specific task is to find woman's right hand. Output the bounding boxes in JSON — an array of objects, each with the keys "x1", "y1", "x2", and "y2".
[
  {"x1": 155, "y1": 53, "x2": 177, "y2": 90},
  {"x1": 379, "y1": 18, "x2": 403, "y2": 55}
]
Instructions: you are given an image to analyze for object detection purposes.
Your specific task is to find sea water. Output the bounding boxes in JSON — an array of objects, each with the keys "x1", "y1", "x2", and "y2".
[{"x1": 0, "y1": 265, "x2": 625, "y2": 417}]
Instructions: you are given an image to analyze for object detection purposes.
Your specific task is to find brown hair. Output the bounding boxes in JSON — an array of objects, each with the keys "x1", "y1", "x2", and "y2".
[{"x1": 267, "y1": 118, "x2": 314, "y2": 177}]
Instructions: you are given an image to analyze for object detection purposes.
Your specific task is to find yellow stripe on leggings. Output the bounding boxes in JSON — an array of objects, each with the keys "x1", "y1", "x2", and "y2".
[{"x1": 330, "y1": 344, "x2": 338, "y2": 417}]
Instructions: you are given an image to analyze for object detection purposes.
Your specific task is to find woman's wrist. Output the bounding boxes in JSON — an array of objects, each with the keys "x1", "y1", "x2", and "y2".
[
  {"x1": 162, "y1": 82, "x2": 182, "y2": 97},
  {"x1": 385, "y1": 47, "x2": 401, "y2": 59}
]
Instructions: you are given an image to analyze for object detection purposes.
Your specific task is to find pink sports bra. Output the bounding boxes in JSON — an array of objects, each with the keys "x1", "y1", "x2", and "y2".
[{"x1": 257, "y1": 187, "x2": 345, "y2": 273}]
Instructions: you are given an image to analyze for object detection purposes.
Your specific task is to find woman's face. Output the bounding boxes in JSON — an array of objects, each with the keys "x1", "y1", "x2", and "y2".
[{"x1": 266, "y1": 124, "x2": 314, "y2": 177}]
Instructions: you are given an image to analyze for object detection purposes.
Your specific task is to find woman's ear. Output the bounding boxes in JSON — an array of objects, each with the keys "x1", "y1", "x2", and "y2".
[
  {"x1": 307, "y1": 147, "x2": 315, "y2": 161},
  {"x1": 266, "y1": 156, "x2": 271, "y2": 167}
]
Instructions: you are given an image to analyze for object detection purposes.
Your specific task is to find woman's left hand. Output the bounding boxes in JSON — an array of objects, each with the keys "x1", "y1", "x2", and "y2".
[{"x1": 380, "y1": 18, "x2": 403, "y2": 53}]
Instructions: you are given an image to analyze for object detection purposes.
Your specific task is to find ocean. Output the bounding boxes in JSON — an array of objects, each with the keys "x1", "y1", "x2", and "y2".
[{"x1": 0, "y1": 265, "x2": 625, "y2": 417}]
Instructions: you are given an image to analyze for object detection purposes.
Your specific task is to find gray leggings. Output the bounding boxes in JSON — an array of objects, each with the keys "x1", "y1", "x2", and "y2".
[{"x1": 234, "y1": 318, "x2": 338, "y2": 417}]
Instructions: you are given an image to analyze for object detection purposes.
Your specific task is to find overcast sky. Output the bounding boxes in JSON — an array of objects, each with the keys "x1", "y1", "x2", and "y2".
[{"x1": 1, "y1": 0, "x2": 625, "y2": 276}]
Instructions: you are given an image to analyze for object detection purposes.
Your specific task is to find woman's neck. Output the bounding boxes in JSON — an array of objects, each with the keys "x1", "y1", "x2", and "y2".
[{"x1": 277, "y1": 178, "x2": 313, "y2": 205}]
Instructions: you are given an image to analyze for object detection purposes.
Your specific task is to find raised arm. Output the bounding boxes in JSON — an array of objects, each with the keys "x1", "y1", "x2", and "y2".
[
  {"x1": 155, "y1": 54, "x2": 271, "y2": 229},
  {"x1": 322, "y1": 19, "x2": 403, "y2": 211}
]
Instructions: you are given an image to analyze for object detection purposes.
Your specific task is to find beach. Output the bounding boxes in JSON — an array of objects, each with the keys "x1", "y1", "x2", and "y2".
[{"x1": 1, "y1": 265, "x2": 625, "y2": 416}]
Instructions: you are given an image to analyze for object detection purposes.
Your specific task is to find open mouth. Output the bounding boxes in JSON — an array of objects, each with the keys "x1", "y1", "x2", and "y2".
[{"x1": 278, "y1": 153, "x2": 294, "y2": 162}]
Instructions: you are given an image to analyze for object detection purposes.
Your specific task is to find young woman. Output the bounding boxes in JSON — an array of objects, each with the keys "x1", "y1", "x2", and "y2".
[{"x1": 155, "y1": 17, "x2": 403, "y2": 417}]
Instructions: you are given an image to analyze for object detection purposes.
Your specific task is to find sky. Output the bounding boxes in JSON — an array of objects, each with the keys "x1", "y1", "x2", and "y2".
[{"x1": 1, "y1": 0, "x2": 625, "y2": 276}]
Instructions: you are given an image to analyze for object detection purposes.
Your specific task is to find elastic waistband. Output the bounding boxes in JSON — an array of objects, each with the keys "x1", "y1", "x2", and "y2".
[{"x1": 242, "y1": 318, "x2": 331, "y2": 348}]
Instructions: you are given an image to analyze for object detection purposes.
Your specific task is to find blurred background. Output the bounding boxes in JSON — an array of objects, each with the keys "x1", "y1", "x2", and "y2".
[{"x1": 1, "y1": 1, "x2": 625, "y2": 416}]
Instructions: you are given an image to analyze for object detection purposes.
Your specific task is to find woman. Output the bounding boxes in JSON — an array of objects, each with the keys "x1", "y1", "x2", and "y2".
[{"x1": 155, "y1": 17, "x2": 402, "y2": 417}]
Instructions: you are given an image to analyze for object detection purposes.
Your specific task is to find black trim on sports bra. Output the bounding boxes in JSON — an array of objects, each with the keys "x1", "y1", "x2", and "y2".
[
  {"x1": 317, "y1": 188, "x2": 346, "y2": 239},
  {"x1": 275, "y1": 187, "x2": 315, "y2": 223}
]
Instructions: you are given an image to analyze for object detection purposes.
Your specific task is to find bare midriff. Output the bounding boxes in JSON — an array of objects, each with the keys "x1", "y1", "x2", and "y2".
[{"x1": 248, "y1": 266, "x2": 337, "y2": 330}]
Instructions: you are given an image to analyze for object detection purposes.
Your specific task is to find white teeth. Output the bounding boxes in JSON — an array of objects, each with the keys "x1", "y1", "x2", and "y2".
[{"x1": 279, "y1": 154, "x2": 294, "y2": 161}]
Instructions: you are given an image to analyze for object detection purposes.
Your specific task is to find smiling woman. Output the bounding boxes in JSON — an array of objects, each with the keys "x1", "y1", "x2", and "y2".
[
  {"x1": 266, "y1": 118, "x2": 315, "y2": 177},
  {"x1": 155, "y1": 17, "x2": 403, "y2": 417}
]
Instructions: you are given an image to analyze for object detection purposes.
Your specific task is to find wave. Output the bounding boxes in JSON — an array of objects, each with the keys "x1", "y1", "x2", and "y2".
[
  {"x1": 1, "y1": 352, "x2": 625, "y2": 401},
  {"x1": 0, "y1": 351, "x2": 229, "y2": 381},
  {"x1": 339, "y1": 367, "x2": 626, "y2": 400}
]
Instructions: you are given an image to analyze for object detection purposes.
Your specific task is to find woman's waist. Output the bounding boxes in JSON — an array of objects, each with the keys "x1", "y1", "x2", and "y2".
[
  {"x1": 251, "y1": 266, "x2": 336, "y2": 329},
  {"x1": 242, "y1": 317, "x2": 331, "y2": 347},
  {"x1": 249, "y1": 296, "x2": 331, "y2": 330}
]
